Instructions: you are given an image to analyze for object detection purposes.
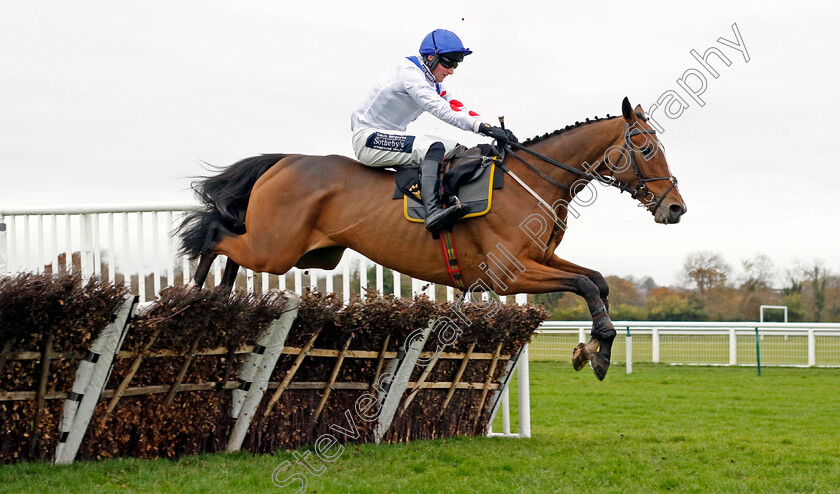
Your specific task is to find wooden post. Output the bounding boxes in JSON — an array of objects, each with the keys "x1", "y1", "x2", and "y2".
[
  {"x1": 313, "y1": 334, "x2": 355, "y2": 422},
  {"x1": 0, "y1": 338, "x2": 15, "y2": 376},
  {"x1": 163, "y1": 335, "x2": 202, "y2": 409},
  {"x1": 105, "y1": 326, "x2": 162, "y2": 416},
  {"x1": 399, "y1": 351, "x2": 440, "y2": 415},
  {"x1": 30, "y1": 332, "x2": 54, "y2": 459},
  {"x1": 371, "y1": 334, "x2": 391, "y2": 388},
  {"x1": 220, "y1": 347, "x2": 236, "y2": 392},
  {"x1": 472, "y1": 342, "x2": 503, "y2": 425},
  {"x1": 440, "y1": 342, "x2": 476, "y2": 413},
  {"x1": 262, "y1": 328, "x2": 321, "y2": 418}
]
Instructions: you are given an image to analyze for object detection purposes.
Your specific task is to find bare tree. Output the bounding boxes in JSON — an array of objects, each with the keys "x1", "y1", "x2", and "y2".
[
  {"x1": 681, "y1": 251, "x2": 731, "y2": 296},
  {"x1": 739, "y1": 253, "x2": 776, "y2": 292},
  {"x1": 798, "y1": 260, "x2": 830, "y2": 322},
  {"x1": 737, "y1": 253, "x2": 778, "y2": 320}
]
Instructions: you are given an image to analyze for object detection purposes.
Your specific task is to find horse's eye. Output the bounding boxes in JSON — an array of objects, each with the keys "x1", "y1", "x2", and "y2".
[{"x1": 642, "y1": 145, "x2": 655, "y2": 157}]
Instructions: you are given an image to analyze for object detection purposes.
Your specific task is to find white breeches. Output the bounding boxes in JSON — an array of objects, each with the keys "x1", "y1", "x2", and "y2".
[{"x1": 351, "y1": 127, "x2": 460, "y2": 167}]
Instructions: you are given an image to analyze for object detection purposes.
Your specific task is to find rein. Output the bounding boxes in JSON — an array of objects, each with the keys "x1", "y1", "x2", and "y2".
[{"x1": 501, "y1": 122, "x2": 678, "y2": 214}]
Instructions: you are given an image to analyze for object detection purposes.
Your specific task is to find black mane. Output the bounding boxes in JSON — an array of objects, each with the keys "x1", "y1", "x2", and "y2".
[{"x1": 522, "y1": 114, "x2": 620, "y2": 146}]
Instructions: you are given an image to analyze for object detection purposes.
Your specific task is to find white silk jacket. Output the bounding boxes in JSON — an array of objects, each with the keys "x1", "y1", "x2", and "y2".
[{"x1": 351, "y1": 56, "x2": 485, "y2": 134}]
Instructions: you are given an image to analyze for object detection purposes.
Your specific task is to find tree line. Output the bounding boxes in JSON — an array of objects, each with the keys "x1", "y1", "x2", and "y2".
[{"x1": 534, "y1": 251, "x2": 839, "y2": 322}]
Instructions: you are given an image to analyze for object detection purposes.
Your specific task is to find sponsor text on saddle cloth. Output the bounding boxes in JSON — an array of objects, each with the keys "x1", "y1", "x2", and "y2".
[{"x1": 392, "y1": 144, "x2": 505, "y2": 223}]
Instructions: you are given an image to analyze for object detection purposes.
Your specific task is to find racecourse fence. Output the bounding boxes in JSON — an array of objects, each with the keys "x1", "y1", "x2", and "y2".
[{"x1": 532, "y1": 322, "x2": 840, "y2": 368}]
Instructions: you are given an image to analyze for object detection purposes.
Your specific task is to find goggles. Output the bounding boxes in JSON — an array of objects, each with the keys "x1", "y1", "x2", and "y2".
[{"x1": 438, "y1": 53, "x2": 464, "y2": 69}]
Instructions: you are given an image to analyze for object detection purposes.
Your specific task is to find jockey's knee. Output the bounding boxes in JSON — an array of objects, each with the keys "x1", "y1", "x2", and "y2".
[{"x1": 424, "y1": 141, "x2": 445, "y2": 163}]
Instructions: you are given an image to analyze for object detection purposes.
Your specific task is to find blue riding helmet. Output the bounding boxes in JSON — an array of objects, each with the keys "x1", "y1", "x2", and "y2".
[{"x1": 419, "y1": 29, "x2": 472, "y2": 57}]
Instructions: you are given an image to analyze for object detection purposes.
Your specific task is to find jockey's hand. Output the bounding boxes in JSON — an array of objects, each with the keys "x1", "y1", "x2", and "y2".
[
  {"x1": 478, "y1": 123, "x2": 512, "y2": 143},
  {"x1": 503, "y1": 128, "x2": 518, "y2": 143}
]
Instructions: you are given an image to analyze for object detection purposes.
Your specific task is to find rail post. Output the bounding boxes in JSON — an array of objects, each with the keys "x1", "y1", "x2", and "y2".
[
  {"x1": 342, "y1": 260, "x2": 350, "y2": 304},
  {"x1": 808, "y1": 328, "x2": 816, "y2": 367},
  {"x1": 625, "y1": 327, "x2": 632, "y2": 374},
  {"x1": 0, "y1": 213, "x2": 7, "y2": 275},
  {"x1": 652, "y1": 327, "x2": 660, "y2": 363},
  {"x1": 515, "y1": 292, "x2": 531, "y2": 438},
  {"x1": 501, "y1": 386, "x2": 511, "y2": 435},
  {"x1": 755, "y1": 327, "x2": 761, "y2": 376},
  {"x1": 517, "y1": 343, "x2": 531, "y2": 438},
  {"x1": 80, "y1": 213, "x2": 94, "y2": 279},
  {"x1": 729, "y1": 327, "x2": 737, "y2": 365},
  {"x1": 359, "y1": 257, "x2": 367, "y2": 300}
]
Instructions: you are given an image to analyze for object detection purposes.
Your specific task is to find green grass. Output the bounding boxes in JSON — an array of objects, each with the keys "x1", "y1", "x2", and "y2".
[
  {"x1": 528, "y1": 332, "x2": 840, "y2": 366},
  {"x1": 2, "y1": 364, "x2": 839, "y2": 493}
]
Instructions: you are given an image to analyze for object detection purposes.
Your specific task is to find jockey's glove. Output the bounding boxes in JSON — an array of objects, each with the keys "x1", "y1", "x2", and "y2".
[
  {"x1": 478, "y1": 123, "x2": 518, "y2": 143},
  {"x1": 504, "y1": 128, "x2": 518, "y2": 143}
]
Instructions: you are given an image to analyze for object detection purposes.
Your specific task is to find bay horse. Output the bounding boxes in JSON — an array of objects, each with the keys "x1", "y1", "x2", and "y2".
[{"x1": 178, "y1": 97, "x2": 686, "y2": 380}]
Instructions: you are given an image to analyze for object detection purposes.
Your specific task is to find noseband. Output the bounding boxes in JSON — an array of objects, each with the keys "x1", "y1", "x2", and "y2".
[{"x1": 503, "y1": 121, "x2": 678, "y2": 215}]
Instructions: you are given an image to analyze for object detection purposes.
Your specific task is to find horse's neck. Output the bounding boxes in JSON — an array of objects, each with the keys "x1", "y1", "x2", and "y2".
[{"x1": 522, "y1": 119, "x2": 623, "y2": 205}]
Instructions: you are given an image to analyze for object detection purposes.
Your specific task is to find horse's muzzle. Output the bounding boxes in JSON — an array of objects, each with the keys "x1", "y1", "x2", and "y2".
[{"x1": 655, "y1": 200, "x2": 687, "y2": 224}]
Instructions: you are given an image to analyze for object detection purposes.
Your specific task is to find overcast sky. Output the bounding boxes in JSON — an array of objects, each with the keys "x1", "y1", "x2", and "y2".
[{"x1": 2, "y1": 0, "x2": 838, "y2": 287}]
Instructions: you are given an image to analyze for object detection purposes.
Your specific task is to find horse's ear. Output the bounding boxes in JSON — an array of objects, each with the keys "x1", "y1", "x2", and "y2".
[
  {"x1": 633, "y1": 103, "x2": 648, "y2": 122},
  {"x1": 621, "y1": 97, "x2": 634, "y2": 121}
]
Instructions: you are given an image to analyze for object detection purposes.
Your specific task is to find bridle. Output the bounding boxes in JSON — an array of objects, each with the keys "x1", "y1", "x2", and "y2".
[
  {"x1": 617, "y1": 122, "x2": 679, "y2": 214},
  {"x1": 501, "y1": 121, "x2": 678, "y2": 215}
]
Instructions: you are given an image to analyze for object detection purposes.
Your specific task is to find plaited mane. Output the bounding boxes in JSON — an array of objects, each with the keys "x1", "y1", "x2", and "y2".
[
  {"x1": 522, "y1": 110, "x2": 648, "y2": 145},
  {"x1": 522, "y1": 115, "x2": 620, "y2": 145}
]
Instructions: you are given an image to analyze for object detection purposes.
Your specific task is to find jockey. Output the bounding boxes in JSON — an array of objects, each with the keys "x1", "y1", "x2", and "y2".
[{"x1": 351, "y1": 29, "x2": 515, "y2": 233}]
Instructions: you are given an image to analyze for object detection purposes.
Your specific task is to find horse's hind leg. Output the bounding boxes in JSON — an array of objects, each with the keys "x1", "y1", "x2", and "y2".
[
  {"x1": 214, "y1": 233, "x2": 302, "y2": 278},
  {"x1": 219, "y1": 258, "x2": 240, "y2": 292},
  {"x1": 190, "y1": 253, "x2": 217, "y2": 288},
  {"x1": 188, "y1": 218, "x2": 242, "y2": 289}
]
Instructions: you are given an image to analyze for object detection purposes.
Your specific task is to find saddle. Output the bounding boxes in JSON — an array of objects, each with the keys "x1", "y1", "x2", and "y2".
[{"x1": 392, "y1": 144, "x2": 505, "y2": 223}]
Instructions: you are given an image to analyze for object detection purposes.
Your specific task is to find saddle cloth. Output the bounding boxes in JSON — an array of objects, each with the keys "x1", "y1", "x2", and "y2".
[{"x1": 392, "y1": 144, "x2": 505, "y2": 223}]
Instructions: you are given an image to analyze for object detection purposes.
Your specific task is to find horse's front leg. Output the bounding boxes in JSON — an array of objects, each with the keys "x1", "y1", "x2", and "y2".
[
  {"x1": 544, "y1": 255, "x2": 610, "y2": 313},
  {"x1": 503, "y1": 260, "x2": 616, "y2": 381}
]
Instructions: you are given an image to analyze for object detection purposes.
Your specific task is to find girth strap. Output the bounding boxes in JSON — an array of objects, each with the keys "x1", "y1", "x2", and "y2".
[{"x1": 440, "y1": 229, "x2": 467, "y2": 289}]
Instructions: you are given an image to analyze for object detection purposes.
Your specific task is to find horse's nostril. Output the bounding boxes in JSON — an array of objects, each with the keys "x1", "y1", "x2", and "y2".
[{"x1": 669, "y1": 204, "x2": 685, "y2": 217}]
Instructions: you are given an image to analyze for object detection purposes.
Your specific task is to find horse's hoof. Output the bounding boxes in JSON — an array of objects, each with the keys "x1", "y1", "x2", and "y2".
[
  {"x1": 589, "y1": 353, "x2": 610, "y2": 381},
  {"x1": 572, "y1": 343, "x2": 588, "y2": 371}
]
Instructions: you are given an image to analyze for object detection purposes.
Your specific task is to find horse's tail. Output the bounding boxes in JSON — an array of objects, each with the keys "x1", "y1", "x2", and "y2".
[{"x1": 177, "y1": 153, "x2": 287, "y2": 259}]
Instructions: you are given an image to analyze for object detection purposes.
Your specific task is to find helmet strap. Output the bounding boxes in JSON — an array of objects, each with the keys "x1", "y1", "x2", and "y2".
[{"x1": 423, "y1": 54, "x2": 439, "y2": 71}]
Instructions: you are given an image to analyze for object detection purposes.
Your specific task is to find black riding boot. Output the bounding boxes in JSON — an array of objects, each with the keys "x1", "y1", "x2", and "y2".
[{"x1": 420, "y1": 151, "x2": 460, "y2": 233}]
